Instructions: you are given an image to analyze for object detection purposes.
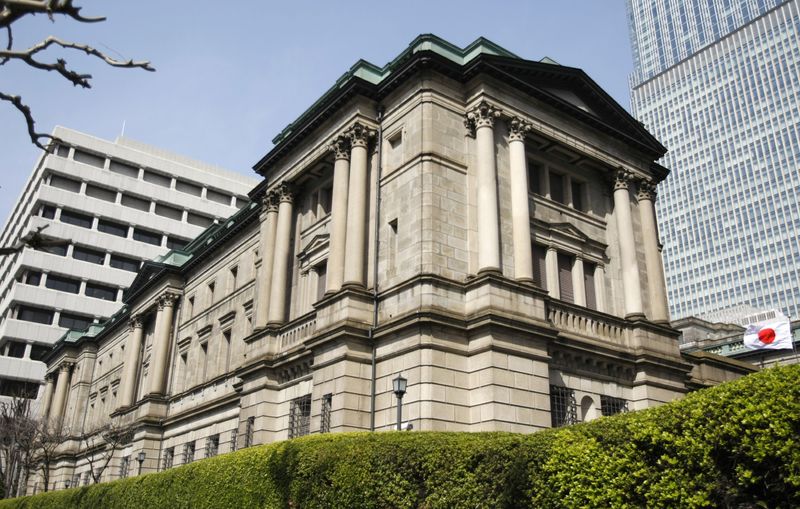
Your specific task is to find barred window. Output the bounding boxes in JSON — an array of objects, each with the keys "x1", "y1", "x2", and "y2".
[
  {"x1": 321, "y1": 393, "x2": 332, "y2": 434},
  {"x1": 230, "y1": 429, "x2": 238, "y2": 452},
  {"x1": 600, "y1": 395, "x2": 628, "y2": 416},
  {"x1": 163, "y1": 447, "x2": 174, "y2": 470},
  {"x1": 244, "y1": 416, "x2": 255, "y2": 448},
  {"x1": 183, "y1": 441, "x2": 195, "y2": 464},
  {"x1": 119, "y1": 456, "x2": 130, "y2": 479},
  {"x1": 288, "y1": 394, "x2": 311, "y2": 439},
  {"x1": 205, "y1": 434, "x2": 219, "y2": 458},
  {"x1": 550, "y1": 385, "x2": 577, "y2": 428}
]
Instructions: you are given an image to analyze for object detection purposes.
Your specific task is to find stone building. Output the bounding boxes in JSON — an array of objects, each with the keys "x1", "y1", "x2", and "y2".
[{"x1": 37, "y1": 35, "x2": 749, "y2": 490}]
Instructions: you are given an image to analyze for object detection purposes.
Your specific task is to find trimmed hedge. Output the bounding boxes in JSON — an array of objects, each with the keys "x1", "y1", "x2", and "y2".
[{"x1": 2, "y1": 365, "x2": 798, "y2": 508}]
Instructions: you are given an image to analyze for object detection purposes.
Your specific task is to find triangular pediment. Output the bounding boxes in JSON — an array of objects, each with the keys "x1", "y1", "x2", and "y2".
[
  {"x1": 298, "y1": 233, "x2": 330, "y2": 263},
  {"x1": 122, "y1": 261, "x2": 163, "y2": 301},
  {"x1": 549, "y1": 222, "x2": 590, "y2": 243}
]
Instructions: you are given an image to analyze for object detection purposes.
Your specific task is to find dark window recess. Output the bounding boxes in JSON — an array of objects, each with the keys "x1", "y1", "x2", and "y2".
[
  {"x1": 17, "y1": 306, "x2": 54, "y2": 325},
  {"x1": 108, "y1": 160, "x2": 139, "y2": 178},
  {"x1": 109, "y1": 254, "x2": 140, "y2": 272},
  {"x1": 58, "y1": 312, "x2": 93, "y2": 330},
  {"x1": 72, "y1": 246, "x2": 105, "y2": 265},
  {"x1": 133, "y1": 228, "x2": 161, "y2": 246},
  {"x1": 40, "y1": 205, "x2": 56, "y2": 219},
  {"x1": 60, "y1": 210, "x2": 93, "y2": 229},
  {"x1": 85, "y1": 184, "x2": 116, "y2": 203},
  {"x1": 25, "y1": 271, "x2": 42, "y2": 286},
  {"x1": 187, "y1": 212, "x2": 213, "y2": 228},
  {"x1": 120, "y1": 194, "x2": 150, "y2": 212},
  {"x1": 50, "y1": 175, "x2": 82, "y2": 193},
  {"x1": 206, "y1": 189, "x2": 231, "y2": 205},
  {"x1": 557, "y1": 253, "x2": 574, "y2": 303},
  {"x1": 176, "y1": 180, "x2": 202, "y2": 196},
  {"x1": 163, "y1": 448, "x2": 174, "y2": 470},
  {"x1": 7, "y1": 341, "x2": 26, "y2": 358},
  {"x1": 600, "y1": 396, "x2": 628, "y2": 416},
  {"x1": 550, "y1": 385, "x2": 577, "y2": 427},
  {"x1": 85, "y1": 283, "x2": 117, "y2": 301},
  {"x1": 321, "y1": 394, "x2": 332, "y2": 433},
  {"x1": 288, "y1": 394, "x2": 311, "y2": 439},
  {"x1": 205, "y1": 435, "x2": 220, "y2": 458},
  {"x1": 532, "y1": 245, "x2": 547, "y2": 290},
  {"x1": 528, "y1": 161, "x2": 543, "y2": 194},
  {"x1": 319, "y1": 187, "x2": 332, "y2": 215},
  {"x1": 244, "y1": 416, "x2": 255, "y2": 448},
  {"x1": 166, "y1": 237, "x2": 188, "y2": 250},
  {"x1": 143, "y1": 170, "x2": 171, "y2": 187},
  {"x1": 73, "y1": 149, "x2": 105, "y2": 169},
  {"x1": 316, "y1": 263, "x2": 327, "y2": 303},
  {"x1": 37, "y1": 243, "x2": 67, "y2": 256},
  {"x1": 571, "y1": 181, "x2": 585, "y2": 211},
  {"x1": 45, "y1": 275, "x2": 80, "y2": 294},
  {"x1": 584, "y1": 262, "x2": 597, "y2": 310},
  {"x1": 550, "y1": 172, "x2": 565, "y2": 204},
  {"x1": 30, "y1": 344, "x2": 51, "y2": 361},
  {"x1": 155, "y1": 204, "x2": 182, "y2": 221},
  {"x1": 0, "y1": 378, "x2": 39, "y2": 399},
  {"x1": 55, "y1": 145, "x2": 70, "y2": 157},
  {"x1": 98, "y1": 219, "x2": 128, "y2": 238}
]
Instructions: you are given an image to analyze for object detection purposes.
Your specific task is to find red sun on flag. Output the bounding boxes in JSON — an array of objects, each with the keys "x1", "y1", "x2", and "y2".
[{"x1": 757, "y1": 328, "x2": 776, "y2": 344}]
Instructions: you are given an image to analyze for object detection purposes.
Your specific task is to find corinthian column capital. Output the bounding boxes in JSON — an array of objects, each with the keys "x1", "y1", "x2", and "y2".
[
  {"x1": 275, "y1": 182, "x2": 295, "y2": 204},
  {"x1": 329, "y1": 135, "x2": 351, "y2": 160},
  {"x1": 158, "y1": 292, "x2": 180, "y2": 310},
  {"x1": 613, "y1": 169, "x2": 634, "y2": 191},
  {"x1": 128, "y1": 315, "x2": 143, "y2": 331},
  {"x1": 346, "y1": 122, "x2": 374, "y2": 149},
  {"x1": 465, "y1": 100, "x2": 501, "y2": 136},
  {"x1": 508, "y1": 117, "x2": 532, "y2": 142},
  {"x1": 261, "y1": 191, "x2": 279, "y2": 214},
  {"x1": 636, "y1": 180, "x2": 657, "y2": 202}
]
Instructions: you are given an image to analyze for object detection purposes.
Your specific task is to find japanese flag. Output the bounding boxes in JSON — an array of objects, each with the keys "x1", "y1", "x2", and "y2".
[{"x1": 743, "y1": 315, "x2": 794, "y2": 350}]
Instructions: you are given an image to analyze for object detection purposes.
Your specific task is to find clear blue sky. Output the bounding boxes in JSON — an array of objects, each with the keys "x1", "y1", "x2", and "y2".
[{"x1": 0, "y1": 1, "x2": 634, "y2": 228}]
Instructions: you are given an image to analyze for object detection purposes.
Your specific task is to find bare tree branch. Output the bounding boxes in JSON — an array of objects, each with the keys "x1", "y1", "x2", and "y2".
[
  {"x1": 0, "y1": 92, "x2": 55, "y2": 150},
  {"x1": 0, "y1": 0, "x2": 104, "y2": 28}
]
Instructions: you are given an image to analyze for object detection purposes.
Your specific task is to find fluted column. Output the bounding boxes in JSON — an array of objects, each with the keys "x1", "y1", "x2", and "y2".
[
  {"x1": 343, "y1": 123, "x2": 372, "y2": 287},
  {"x1": 49, "y1": 363, "x2": 72, "y2": 425},
  {"x1": 326, "y1": 135, "x2": 351, "y2": 293},
  {"x1": 545, "y1": 247, "x2": 560, "y2": 299},
  {"x1": 39, "y1": 375, "x2": 54, "y2": 420},
  {"x1": 508, "y1": 117, "x2": 533, "y2": 281},
  {"x1": 637, "y1": 181, "x2": 670, "y2": 323},
  {"x1": 118, "y1": 316, "x2": 143, "y2": 408},
  {"x1": 613, "y1": 170, "x2": 644, "y2": 318},
  {"x1": 571, "y1": 256, "x2": 586, "y2": 306},
  {"x1": 148, "y1": 292, "x2": 179, "y2": 395},
  {"x1": 466, "y1": 101, "x2": 502, "y2": 273},
  {"x1": 255, "y1": 193, "x2": 279, "y2": 328},
  {"x1": 268, "y1": 183, "x2": 294, "y2": 324}
]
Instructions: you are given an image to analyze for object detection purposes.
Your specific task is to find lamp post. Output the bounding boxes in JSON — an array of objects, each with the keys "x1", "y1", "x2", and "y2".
[
  {"x1": 137, "y1": 451, "x2": 146, "y2": 475},
  {"x1": 392, "y1": 373, "x2": 407, "y2": 431},
  {"x1": 64, "y1": 479, "x2": 71, "y2": 489}
]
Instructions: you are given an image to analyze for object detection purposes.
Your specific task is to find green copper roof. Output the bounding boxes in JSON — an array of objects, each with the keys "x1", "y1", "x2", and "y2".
[{"x1": 271, "y1": 34, "x2": 520, "y2": 145}]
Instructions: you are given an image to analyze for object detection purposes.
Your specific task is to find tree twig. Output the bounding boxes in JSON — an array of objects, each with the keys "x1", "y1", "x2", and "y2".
[{"x1": 0, "y1": 91, "x2": 57, "y2": 149}]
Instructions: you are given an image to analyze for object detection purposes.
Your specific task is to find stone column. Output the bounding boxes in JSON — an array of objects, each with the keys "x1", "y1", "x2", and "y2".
[
  {"x1": 343, "y1": 123, "x2": 372, "y2": 287},
  {"x1": 508, "y1": 117, "x2": 534, "y2": 282},
  {"x1": 49, "y1": 363, "x2": 72, "y2": 425},
  {"x1": 466, "y1": 101, "x2": 502, "y2": 273},
  {"x1": 637, "y1": 181, "x2": 670, "y2": 323},
  {"x1": 118, "y1": 316, "x2": 144, "y2": 409},
  {"x1": 255, "y1": 193, "x2": 279, "y2": 328},
  {"x1": 613, "y1": 170, "x2": 644, "y2": 318},
  {"x1": 268, "y1": 183, "x2": 294, "y2": 324},
  {"x1": 594, "y1": 265, "x2": 606, "y2": 313},
  {"x1": 148, "y1": 293, "x2": 179, "y2": 395},
  {"x1": 545, "y1": 247, "x2": 560, "y2": 299},
  {"x1": 326, "y1": 135, "x2": 350, "y2": 294},
  {"x1": 39, "y1": 375, "x2": 54, "y2": 420},
  {"x1": 571, "y1": 257, "x2": 586, "y2": 306}
]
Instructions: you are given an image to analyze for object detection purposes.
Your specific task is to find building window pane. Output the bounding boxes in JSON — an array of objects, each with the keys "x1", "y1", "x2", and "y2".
[
  {"x1": 528, "y1": 161, "x2": 543, "y2": 194},
  {"x1": 550, "y1": 172, "x2": 565, "y2": 204},
  {"x1": 133, "y1": 228, "x2": 162, "y2": 246},
  {"x1": 85, "y1": 283, "x2": 117, "y2": 301},
  {"x1": 321, "y1": 393, "x2": 332, "y2": 433},
  {"x1": 244, "y1": 417, "x2": 254, "y2": 448},
  {"x1": 60, "y1": 210, "x2": 93, "y2": 229},
  {"x1": 532, "y1": 244, "x2": 547, "y2": 290},
  {"x1": 163, "y1": 448, "x2": 174, "y2": 470},
  {"x1": 110, "y1": 254, "x2": 140, "y2": 272},
  {"x1": 187, "y1": 212, "x2": 213, "y2": 227},
  {"x1": 0, "y1": 378, "x2": 39, "y2": 399},
  {"x1": 40, "y1": 205, "x2": 57, "y2": 219},
  {"x1": 166, "y1": 237, "x2": 187, "y2": 250},
  {"x1": 600, "y1": 395, "x2": 628, "y2": 416},
  {"x1": 143, "y1": 170, "x2": 171, "y2": 187},
  {"x1": 25, "y1": 271, "x2": 42, "y2": 286},
  {"x1": 550, "y1": 385, "x2": 577, "y2": 427},
  {"x1": 206, "y1": 189, "x2": 231, "y2": 205},
  {"x1": 571, "y1": 181, "x2": 585, "y2": 211},
  {"x1": 72, "y1": 246, "x2": 105, "y2": 265},
  {"x1": 205, "y1": 435, "x2": 220, "y2": 458},
  {"x1": 17, "y1": 305, "x2": 53, "y2": 325},
  {"x1": 50, "y1": 175, "x2": 81, "y2": 193},
  {"x1": 58, "y1": 312, "x2": 92, "y2": 330},
  {"x1": 288, "y1": 394, "x2": 311, "y2": 439},
  {"x1": 120, "y1": 193, "x2": 151, "y2": 212},
  {"x1": 30, "y1": 344, "x2": 50, "y2": 361},
  {"x1": 316, "y1": 262, "x2": 327, "y2": 303},
  {"x1": 108, "y1": 160, "x2": 138, "y2": 178},
  {"x1": 584, "y1": 262, "x2": 597, "y2": 310},
  {"x1": 7, "y1": 341, "x2": 26, "y2": 358},
  {"x1": 176, "y1": 180, "x2": 202, "y2": 196},
  {"x1": 85, "y1": 184, "x2": 116, "y2": 203},
  {"x1": 155, "y1": 203, "x2": 183, "y2": 221},
  {"x1": 557, "y1": 253, "x2": 574, "y2": 303},
  {"x1": 74, "y1": 150, "x2": 106, "y2": 168},
  {"x1": 45, "y1": 275, "x2": 80, "y2": 294},
  {"x1": 97, "y1": 219, "x2": 129, "y2": 238}
]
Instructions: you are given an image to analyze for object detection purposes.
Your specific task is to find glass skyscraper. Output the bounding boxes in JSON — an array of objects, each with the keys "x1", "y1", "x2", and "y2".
[{"x1": 627, "y1": 0, "x2": 800, "y2": 320}]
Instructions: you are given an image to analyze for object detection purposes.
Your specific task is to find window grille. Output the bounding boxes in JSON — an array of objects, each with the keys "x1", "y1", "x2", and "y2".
[
  {"x1": 163, "y1": 447, "x2": 174, "y2": 470},
  {"x1": 532, "y1": 244, "x2": 548, "y2": 290},
  {"x1": 600, "y1": 395, "x2": 628, "y2": 416},
  {"x1": 119, "y1": 456, "x2": 130, "y2": 479},
  {"x1": 288, "y1": 394, "x2": 312, "y2": 439},
  {"x1": 550, "y1": 385, "x2": 577, "y2": 428},
  {"x1": 230, "y1": 429, "x2": 238, "y2": 452},
  {"x1": 320, "y1": 393, "x2": 332, "y2": 434},
  {"x1": 82, "y1": 471, "x2": 90, "y2": 486},
  {"x1": 244, "y1": 416, "x2": 255, "y2": 448},
  {"x1": 71, "y1": 474, "x2": 80, "y2": 487},
  {"x1": 205, "y1": 435, "x2": 219, "y2": 458},
  {"x1": 557, "y1": 253, "x2": 574, "y2": 303},
  {"x1": 183, "y1": 441, "x2": 195, "y2": 464}
]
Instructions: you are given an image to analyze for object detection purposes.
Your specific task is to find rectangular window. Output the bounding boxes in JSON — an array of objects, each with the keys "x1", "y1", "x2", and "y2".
[
  {"x1": 45, "y1": 275, "x2": 80, "y2": 294},
  {"x1": 85, "y1": 283, "x2": 117, "y2": 301},
  {"x1": 17, "y1": 305, "x2": 53, "y2": 325},
  {"x1": 176, "y1": 180, "x2": 202, "y2": 197},
  {"x1": 85, "y1": 184, "x2": 116, "y2": 203},
  {"x1": 119, "y1": 456, "x2": 130, "y2": 479},
  {"x1": 49, "y1": 175, "x2": 82, "y2": 193},
  {"x1": 40, "y1": 205, "x2": 56, "y2": 219},
  {"x1": 288, "y1": 394, "x2": 312, "y2": 439},
  {"x1": 584, "y1": 262, "x2": 597, "y2": 310},
  {"x1": 7, "y1": 341, "x2": 26, "y2": 358},
  {"x1": 25, "y1": 271, "x2": 42, "y2": 286},
  {"x1": 532, "y1": 244, "x2": 547, "y2": 290},
  {"x1": 133, "y1": 227, "x2": 162, "y2": 246},
  {"x1": 36, "y1": 242, "x2": 67, "y2": 256},
  {"x1": 143, "y1": 170, "x2": 171, "y2": 187},
  {"x1": 319, "y1": 186, "x2": 332, "y2": 215},
  {"x1": 58, "y1": 312, "x2": 92, "y2": 330},
  {"x1": 30, "y1": 344, "x2": 50, "y2": 361},
  {"x1": 550, "y1": 385, "x2": 577, "y2": 428},
  {"x1": 163, "y1": 448, "x2": 174, "y2": 470},
  {"x1": 321, "y1": 393, "x2": 333, "y2": 434},
  {"x1": 528, "y1": 161, "x2": 543, "y2": 194},
  {"x1": 73, "y1": 149, "x2": 105, "y2": 168},
  {"x1": 110, "y1": 254, "x2": 140, "y2": 272},
  {"x1": 108, "y1": 159, "x2": 138, "y2": 178},
  {"x1": 187, "y1": 212, "x2": 213, "y2": 228},
  {"x1": 120, "y1": 194, "x2": 150, "y2": 212},
  {"x1": 155, "y1": 203, "x2": 183, "y2": 221},
  {"x1": 98, "y1": 219, "x2": 129, "y2": 238},
  {"x1": 600, "y1": 395, "x2": 627, "y2": 416},
  {"x1": 316, "y1": 262, "x2": 327, "y2": 303},
  {"x1": 557, "y1": 253, "x2": 574, "y2": 303},
  {"x1": 206, "y1": 189, "x2": 231, "y2": 205},
  {"x1": 183, "y1": 442, "x2": 195, "y2": 464},
  {"x1": 60, "y1": 210, "x2": 93, "y2": 229},
  {"x1": 230, "y1": 429, "x2": 238, "y2": 452},
  {"x1": 205, "y1": 435, "x2": 220, "y2": 458},
  {"x1": 549, "y1": 172, "x2": 565, "y2": 204},
  {"x1": 0, "y1": 378, "x2": 39, "y2": 398},
  {"x1": 166, "y1": 237, "x2": 187, "y2": 250},
  {"x1": 72, "y1": 246, "x2": 105, "y2": 265},
  {"x1": 55, "y1": 144, "x2": 70, "y2": 157},
  {"x1": 245, "y1": 417, "x2": 255, "y2": 448},
  {"x1": 571, "y1": 180, "x2": 585, "y2": 211}
]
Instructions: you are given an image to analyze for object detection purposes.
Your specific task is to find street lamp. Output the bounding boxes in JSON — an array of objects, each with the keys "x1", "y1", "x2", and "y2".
[
  {"x1": 64, "y1": 479, "x2": 71, "y2": 489},
  {"x1": 137, "y1": 451, "x2": 146, "y2": 475},
  {"x1": 392, "y1": 373, "x2": 407, "y2": 431}
]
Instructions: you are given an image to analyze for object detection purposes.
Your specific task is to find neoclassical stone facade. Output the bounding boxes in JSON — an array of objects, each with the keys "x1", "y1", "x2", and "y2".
[{"x1": 36, "y1": 35, "x2": 749, "y2": 492}]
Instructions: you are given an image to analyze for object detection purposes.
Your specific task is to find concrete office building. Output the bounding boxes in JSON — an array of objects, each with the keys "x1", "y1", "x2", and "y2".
[
  {"x1": 627, "y1": 0, "x2": 800, "y2": 319},
  {"x1": 37, "y1": 36, "x2": 751, "y2": 491},
  {"x1": 0, "y1": 127, "x2": 257, "y2": 402}
]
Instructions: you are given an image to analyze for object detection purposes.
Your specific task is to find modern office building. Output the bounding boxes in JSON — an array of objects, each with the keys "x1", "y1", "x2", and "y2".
[
  {"x1": 627, "y1": 0, "x2": 800, "y2": 320},
  {"x1": 34, "y1": 35, "x2": 751, "y2": 491},
  {"x1": 0, "y1": 127, "x2": 257, "y2": 402}
]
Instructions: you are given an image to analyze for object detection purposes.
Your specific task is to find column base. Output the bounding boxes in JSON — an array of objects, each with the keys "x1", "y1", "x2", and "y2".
[
  {"x1": 476, "y1": 267, "x2": 502, "y2": 276},
  {"x1": 625, "y1": 312, "x2": 647, "y2": 321},
  {"x1": 341, "y1": 281, "x2": 367, "y2": 290}
]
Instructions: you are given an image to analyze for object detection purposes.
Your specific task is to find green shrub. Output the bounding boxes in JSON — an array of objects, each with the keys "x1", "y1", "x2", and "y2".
[{"x1": 1, "y1": 365, "x2": 797, "y2": 508}]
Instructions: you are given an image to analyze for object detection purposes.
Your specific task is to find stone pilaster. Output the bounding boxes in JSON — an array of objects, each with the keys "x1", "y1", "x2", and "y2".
[
  {"x1": 118, "y1": 316, "x2": 144, "y2": 409},
  {"x1": 268, "y1": 183, "x2": 295, "y2": 324},
  {"x1": 508, "y1": 117, "x2": 534, "y2": 282},
  {"x1": 545, "y1": 246, "x2": 559, "y2": 299},
  {"x1": 326, "y1": 135, "x2": 351, "y2": 293},
  {"x1": 343, "y1": 123, "x2": 373, "y2": 288},
  {"x1": 571, "y1": 256, "x2": 586, "y2": 306},
  {"x1": 466, "y1": 101, "x2": 502, "y2": 274},
  {"x1": 613, "y1": 170, "x2": 644, "y2": 318},
  {"x1": 148, "y1": 292, "x2": 179, "y2": 395},
  {"x1": 637, "y1": 180, "x2": 670, "y2": 323},
  {"x1": 49, "y1": 362, "x2": 73, "y2": 426},
  {"x1": 593, "y1": 264, "x2": 606, "y2": 313},
  {"x1": 39, "y1": 375, "x2": 54, "y2": 420},
  {"x1": 255, "y1": 193, "x2": 279, "y2": 328}
]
